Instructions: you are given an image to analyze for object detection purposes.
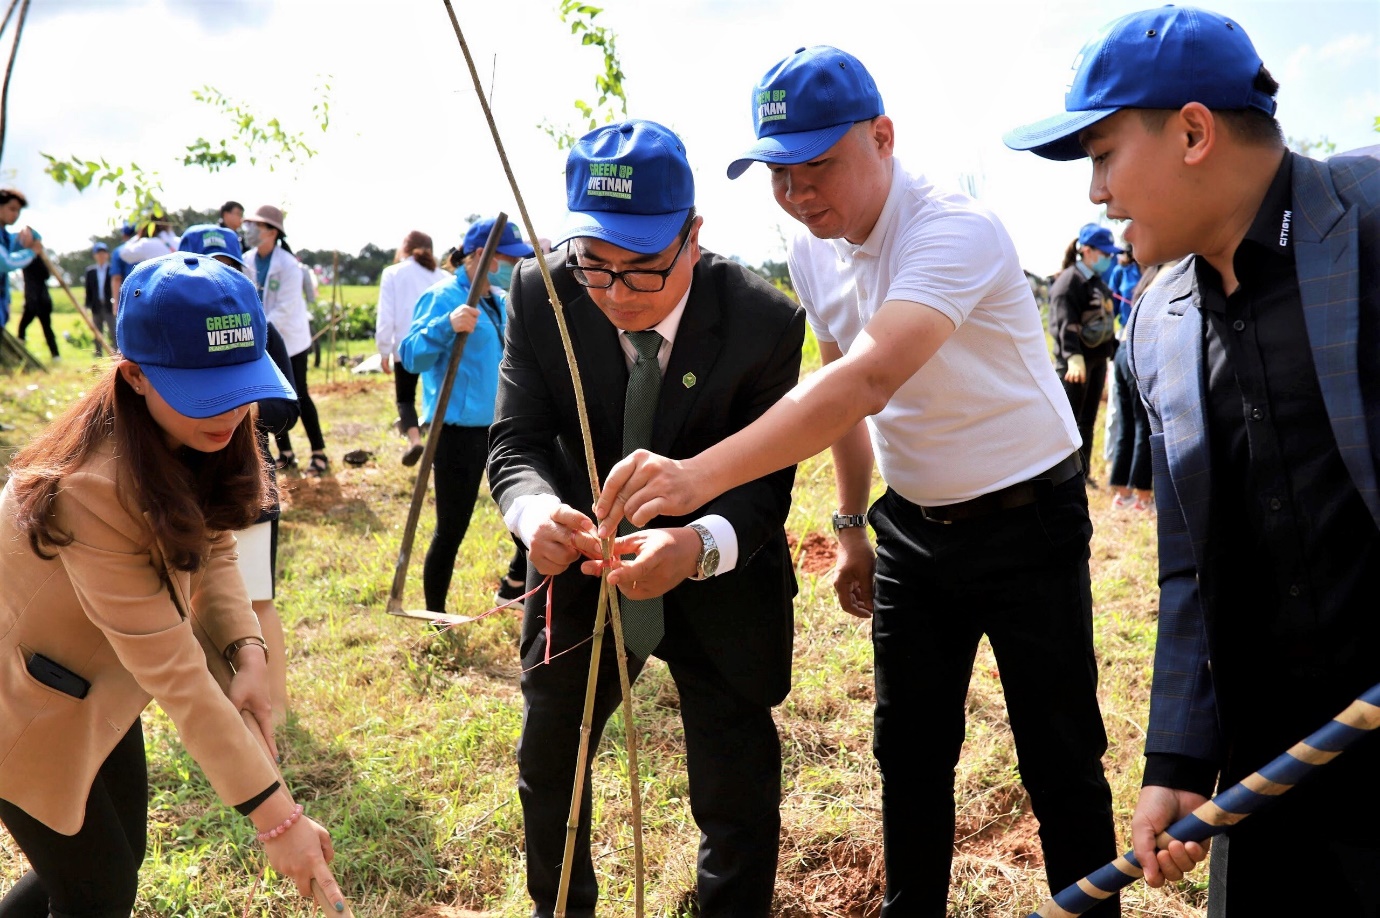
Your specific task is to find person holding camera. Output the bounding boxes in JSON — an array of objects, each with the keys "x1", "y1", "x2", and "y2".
[
  {"x1": 1049, "y1": 223, "x2": 1122, "y2": 483},
  {"x1": 0, "y1": 253, "x2": 344, "y2": 915}
]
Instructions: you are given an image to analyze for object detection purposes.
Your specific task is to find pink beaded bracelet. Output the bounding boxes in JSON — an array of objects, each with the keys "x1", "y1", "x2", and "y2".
[{"x1": 255, "y1": 803, "x2": 304, "y2": 843}]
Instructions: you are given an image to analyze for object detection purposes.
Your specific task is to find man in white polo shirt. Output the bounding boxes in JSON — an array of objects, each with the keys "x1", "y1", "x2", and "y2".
[{"x1": 598, "y1": 46, "x2": 1118, "y2": 918}]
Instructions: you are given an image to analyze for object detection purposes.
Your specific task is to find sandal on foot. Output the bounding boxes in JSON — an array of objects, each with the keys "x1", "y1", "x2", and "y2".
[
  {"x1": 304, "y1": 453, "x2": 331, "y2": 478},
  {"x1": 274, "y1": 451, "x2": 297, "y2": 472},
  {"x1": 401, "y1": 443, "x2": 425, "y2": 467}
]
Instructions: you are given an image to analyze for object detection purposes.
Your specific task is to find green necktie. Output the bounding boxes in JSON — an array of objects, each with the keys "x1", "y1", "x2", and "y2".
[{"x1": 618, "y1": 329, "x2": 664, "y2": 658}]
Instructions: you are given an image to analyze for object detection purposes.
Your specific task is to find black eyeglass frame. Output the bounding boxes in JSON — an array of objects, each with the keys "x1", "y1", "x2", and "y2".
[{"x1": 564, "y1": 215, "x2": 695, "y2": 293}]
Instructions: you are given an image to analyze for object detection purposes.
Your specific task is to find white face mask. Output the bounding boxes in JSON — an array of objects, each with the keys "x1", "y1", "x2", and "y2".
[{"x1": 242, "y1": 222, "x2": 262, "y2": 248}]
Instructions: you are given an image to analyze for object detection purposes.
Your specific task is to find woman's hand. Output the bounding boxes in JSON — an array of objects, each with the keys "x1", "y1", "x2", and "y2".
[
  {"x1": 262, "y1": 808, "x2": 346, "y2": 910},
  {"x1": 449, "y1": 304, "x2": 478, "y2": 334},
  {"x1": 228, "y1": 645, "x2": 278, "y2": 763}
]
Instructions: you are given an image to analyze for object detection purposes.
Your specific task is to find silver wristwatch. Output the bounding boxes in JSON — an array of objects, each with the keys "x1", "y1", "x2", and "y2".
[
  {"x1": 832, "y1": 512, "x2": 867, "y2": 531},
  {"x1": 688, "y1": 522, "x2": 720, "y2": 581}
]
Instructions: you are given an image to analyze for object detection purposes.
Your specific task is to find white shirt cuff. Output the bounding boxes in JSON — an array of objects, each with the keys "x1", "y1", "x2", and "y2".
[
  {"x1": 692, "y1": 513, "x2": 738, "y2": 575},
  {"x1": 506, "y1": 493, "x2": 563, "y2": 549}
]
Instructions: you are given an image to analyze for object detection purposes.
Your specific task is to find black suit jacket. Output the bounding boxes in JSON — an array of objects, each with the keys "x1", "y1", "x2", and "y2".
[
  {"x1": 489, "y1": 249, "x2": 805, "y2": 707},
  {"x1": 84, "y1": 263, "x2": 113, "y2": 311}
]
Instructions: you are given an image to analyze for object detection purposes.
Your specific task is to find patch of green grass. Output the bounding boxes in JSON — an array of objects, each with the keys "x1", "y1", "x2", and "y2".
[{"x1": 0, "y1": 324, "x2": 1203, "y2": 917}]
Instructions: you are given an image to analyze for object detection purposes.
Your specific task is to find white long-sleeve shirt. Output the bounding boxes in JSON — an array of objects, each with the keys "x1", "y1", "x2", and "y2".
[{"x1": 375, "y1": 257, "x2": 446, "y2": 359}]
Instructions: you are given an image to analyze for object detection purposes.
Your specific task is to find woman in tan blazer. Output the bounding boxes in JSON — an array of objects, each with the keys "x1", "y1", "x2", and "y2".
[{"x1": 0, "y1": 253, "x2": 345, "y2": 914}]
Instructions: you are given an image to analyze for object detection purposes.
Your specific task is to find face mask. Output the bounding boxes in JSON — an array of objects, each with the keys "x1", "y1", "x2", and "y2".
[
  {"x1": 242, "y1": 222, "x2": 262, "y2": 248},
  {"x1": 488, "y1": 262, "x2": 514, "y2": 290},
  {"x1": 1093, "y1": 255, "x2": 1112, "y2": 276}
]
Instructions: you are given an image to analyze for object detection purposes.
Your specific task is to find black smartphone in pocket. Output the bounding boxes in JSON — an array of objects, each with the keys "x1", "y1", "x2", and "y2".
[{"x1": 26, "y1": 652, "x2": 90, "y2": 699}]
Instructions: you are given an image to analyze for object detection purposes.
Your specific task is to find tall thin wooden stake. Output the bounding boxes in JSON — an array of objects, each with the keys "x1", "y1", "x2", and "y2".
[{"x1": 438, "y1": 2, "x2": 645, "y2": 914}]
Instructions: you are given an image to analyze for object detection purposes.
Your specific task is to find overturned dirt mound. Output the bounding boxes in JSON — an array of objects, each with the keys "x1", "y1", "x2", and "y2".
[{"x1": 788, "y1": 530, "x2": 838, "y2": 575}]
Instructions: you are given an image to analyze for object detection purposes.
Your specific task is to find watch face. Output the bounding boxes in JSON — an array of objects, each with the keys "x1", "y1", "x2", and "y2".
[{"x1": 702, "y1": 548, "x2": 720, "y2": 577}]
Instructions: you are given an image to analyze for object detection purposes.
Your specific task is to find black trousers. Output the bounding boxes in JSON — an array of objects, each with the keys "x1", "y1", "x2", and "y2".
[
  {"x1": 1108, "y1": 343, "x2": 1152, "y2": 490},
  {"x1": 393, "y1": 363, "x2": 422, "y2": 433},
  {"x1": 275, "y1": 349, "x2": 326, "y2": 455},
  {"x1": 17, "y1": 302, "x2": 58, "y2": 359},
  {"x1": 1058, "y1": 354, "x2": 1109, "y2": 477},
  {"x1": 518, "y1": 597, "x2": 781, "y2": 917},
  {"x1": 89, "y1": 305, "x2": 116, "y2": 358},
  {"x1": 0, "y1": 719, "x2": 146, "y2": 918},
  {"x1": 869, "y1": 477, "x2": 1118, "y2": 917},
  {"x1": 423, "y1": 424, "x2": 526, "y2": 612}
]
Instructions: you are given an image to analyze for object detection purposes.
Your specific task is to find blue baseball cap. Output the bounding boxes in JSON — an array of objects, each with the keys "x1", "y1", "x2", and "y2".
[
  {"x1": 1004, "y1": 6, "x2": 1277, "y2": 161},
  {"x1": 177, "y1": 223, "x2": 245, "y2": 267},
  {"x1": 727, "y1": 46, "x2": 884, "y2": 180},
  {"x1": 1078, "y1": 223, "x2": 1124, "y2": 254},
  {"x1": 462, "y1": 218, "x2": 535, "y2": 258},
  {"x1": 91, "y1": 242, "x2": 109, "y2": 253},
  {"x1": 557, "y1": 119, "x2": 694, "y2": 255},
  {"x1": 120, "y1": 222, "x2": 136, "y2": 237},
  {"x1": 116, "y1": 254, "x2": 296, "y2": 419}
]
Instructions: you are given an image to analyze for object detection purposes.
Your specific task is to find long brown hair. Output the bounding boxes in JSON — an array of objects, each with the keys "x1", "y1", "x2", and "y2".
[
  {"x1": 402, "y1": 230, "x2": 437, "y2": 272},
  {"x1": 1061, "y1": 239, "x2": 1081, "y2": 271},
  {"x1": 8, "y1": 366, "x2": 270, "y2": 571}
]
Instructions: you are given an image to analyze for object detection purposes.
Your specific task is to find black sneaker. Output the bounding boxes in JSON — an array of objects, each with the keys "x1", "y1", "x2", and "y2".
[{"x1": 495, "y1": 578, "x2": 526, "y2": 612}]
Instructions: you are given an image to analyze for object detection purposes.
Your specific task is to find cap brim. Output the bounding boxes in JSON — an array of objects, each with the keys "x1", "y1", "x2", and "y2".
[
  {"x1": 726, "y1": 122, "x2": 854, "y2": 179},
  {"x1": 142, "y1": 352, "x2": 297, "y2": 419},
  {"x1": 1002, "y1": 109, "x2": 1118, "y2": 161},
  {"x1": 556, "y1": 207, "x2": 689, "y2": 255},
  {"x1": 497, "y1": 241, "x2": 535, "y2": 258}
]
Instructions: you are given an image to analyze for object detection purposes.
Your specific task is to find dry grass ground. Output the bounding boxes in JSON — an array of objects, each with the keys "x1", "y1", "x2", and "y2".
[{"x1": 0, "y1": 309, "x2": 1207, "y2": 916}]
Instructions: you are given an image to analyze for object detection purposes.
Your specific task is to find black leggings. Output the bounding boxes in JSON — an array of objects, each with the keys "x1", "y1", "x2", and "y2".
[
  {"x1": 393, "y1": 364, "x2": 421, "y2": 433},
  {"x1": 17, "y1": 303, "x2": 58, "y2": 359},
  {"x1": 275, "y1": 349, "x2": 326, "y2": 455},
  {"x1": 423, "y1": 424, "x2": 526, "y2": 612},
  {"x1": 0, "y1": 719, "x2": 146, "y2": 918}
]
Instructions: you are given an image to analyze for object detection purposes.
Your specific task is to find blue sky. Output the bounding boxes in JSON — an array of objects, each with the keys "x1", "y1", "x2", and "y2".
[{"x1": 4, "y1": 0, "x2": 1377, "y2": 277}]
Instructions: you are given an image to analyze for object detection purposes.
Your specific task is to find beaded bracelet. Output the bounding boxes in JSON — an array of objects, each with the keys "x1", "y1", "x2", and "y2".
[{"x1": 255, "y1": 803, "x2": 304, "y2": 843}]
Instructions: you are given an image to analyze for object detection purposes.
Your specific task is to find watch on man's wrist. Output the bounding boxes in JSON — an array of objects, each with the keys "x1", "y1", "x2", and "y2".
[
  {"x1": 832, "y1": 512, "x2": 867, "y2": 532},
  {"x1": 688, "y1": 522, "x2": 720, "y2": 581}
]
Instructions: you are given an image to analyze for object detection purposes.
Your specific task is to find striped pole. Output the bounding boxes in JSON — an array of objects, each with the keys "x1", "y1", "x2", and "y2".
[{"x1": 1030, "y1": 680, "x2": 1380, "y2": 917}]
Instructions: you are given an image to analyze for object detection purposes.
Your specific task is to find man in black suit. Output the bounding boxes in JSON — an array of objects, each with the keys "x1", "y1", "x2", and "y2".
[
  {"x1": 488, "y1": 119, "x2": 805, "y2": 917},
  {"x1": 83, "y1": 242, "x2": 114, "y2": 357}
]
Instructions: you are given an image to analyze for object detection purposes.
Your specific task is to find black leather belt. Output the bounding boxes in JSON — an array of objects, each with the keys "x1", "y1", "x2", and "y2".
[{"x1": 918, "y1": 452, "x2": 1083, "y2": 524}]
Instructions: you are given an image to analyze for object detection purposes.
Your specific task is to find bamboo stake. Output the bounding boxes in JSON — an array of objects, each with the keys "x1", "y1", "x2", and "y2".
[
  {"x1": 37, "y1": 248, "x2": 113, "y2": 357},
  {"x1": 385, "y1": 217, "x2": 505, "y2": 618},
  {"x1": 308, "y1": 308, "x2": 348, "y2": 347},
  {"x1": 327, "y1": 251, "x2": 339, "y2": 384},
  {"x1": 437, "y1": 3, "x2": 645, "y2": 914}
]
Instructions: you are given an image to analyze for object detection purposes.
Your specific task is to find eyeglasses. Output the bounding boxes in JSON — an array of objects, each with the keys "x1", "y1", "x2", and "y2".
[{"x1": 566, "y1": 218, "x2": 694, "y2": 293}]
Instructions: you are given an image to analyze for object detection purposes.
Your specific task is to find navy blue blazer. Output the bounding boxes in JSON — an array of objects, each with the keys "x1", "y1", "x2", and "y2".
[{"x1": 1127, "y1": 146, "x2": 1380, "y2": 772}]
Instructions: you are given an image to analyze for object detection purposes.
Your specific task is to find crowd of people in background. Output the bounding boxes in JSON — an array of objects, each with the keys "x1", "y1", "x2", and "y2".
[{"x1": 2, "y1": 4, "x2": 1378, "y2": 915}]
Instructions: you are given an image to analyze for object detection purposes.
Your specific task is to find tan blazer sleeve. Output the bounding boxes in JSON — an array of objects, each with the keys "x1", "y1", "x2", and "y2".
[{"x1": 53, "y1": 470, "x2": 280, "y2": 810}]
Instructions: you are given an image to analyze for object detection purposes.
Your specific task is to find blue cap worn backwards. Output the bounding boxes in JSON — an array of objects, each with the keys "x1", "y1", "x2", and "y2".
[
  {"x1": 1004, "y1": 5, "x2": 1277, "y2": 161},
  {"x1": 463, "y1": 218, "x2": 535, "y2": 258},
  {"x1": 178, "y1": 223, "x2": 246, "y2": 267},
  {"x1": 558, "y1": 119, "x2": 694, "y2": 255},
  {"x1": 727, "y1": 45, "x2": 884, "y2": 180},
  {"x1": 117, "y1": 254, "x2": 296, "y2": 419}
]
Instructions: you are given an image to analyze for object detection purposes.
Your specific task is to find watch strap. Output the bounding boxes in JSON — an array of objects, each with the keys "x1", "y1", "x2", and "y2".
[{"x1": 832, "y1": 512, "x2": 867, "y2": 531}]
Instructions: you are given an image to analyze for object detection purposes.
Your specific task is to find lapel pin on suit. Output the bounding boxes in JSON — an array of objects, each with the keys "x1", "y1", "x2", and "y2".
[{"x1": 682, "y1": 371, "x2": 696, "y2": 389}]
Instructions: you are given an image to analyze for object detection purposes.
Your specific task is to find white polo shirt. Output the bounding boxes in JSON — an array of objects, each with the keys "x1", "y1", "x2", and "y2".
[{"x1": 789, "y1": 157, "x2": 1079, "y2": 506}]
